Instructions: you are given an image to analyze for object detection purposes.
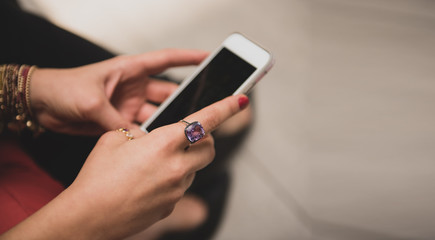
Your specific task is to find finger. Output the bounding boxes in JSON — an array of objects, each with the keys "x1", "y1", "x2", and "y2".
[
  {"x1": 100, "y1": 127, "x2": 145, "y2": 147},
  {"x1": 90, "y1": 99, "x2": 136, "y2": 132},
  {"x1": 134, "y1": 95, "x2": 249, "y2": 164},
  {"x1": 136, "y1": 103, "x2": 158, "y2": 123},
  {"x1": 145, "y1": 79, "x2": 179, "y2": 104},
  {"x1": 116, "y1": 127, "x2": 145, "y2": 141},
  {"x1": 161, "y1": 94, "x2": 249, "y2": 151},
  {"x1": 183, "y1": 94, "x2": 250, "y2": 134},
  {"x1": 183, "y1": 172, "x2": 196, "y2": 190},
  {"x1": 134, "y1": 49, "x2": 208, "y2": 75},
  {"x1": 182, "y1": 134, "x2": 215, "y2": 172},
  {"x1": 136, "y1": 80, "x2": 179, "y2": 123}
]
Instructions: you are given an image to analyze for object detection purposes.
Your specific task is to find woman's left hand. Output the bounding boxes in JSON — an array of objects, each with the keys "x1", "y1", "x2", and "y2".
[{"x1": 30, "y1": 49, "x2": 207, "y2": 135}]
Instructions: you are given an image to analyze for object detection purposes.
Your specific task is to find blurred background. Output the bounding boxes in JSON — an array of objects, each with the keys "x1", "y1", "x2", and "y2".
[{"x1": 18, "y1": 0, "x2": 435, "y2": 239}]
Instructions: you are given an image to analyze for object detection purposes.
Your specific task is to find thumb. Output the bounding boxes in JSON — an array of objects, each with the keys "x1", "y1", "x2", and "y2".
[{"x1": 91, "y1": 100, "x2": 135, "y2": 131}]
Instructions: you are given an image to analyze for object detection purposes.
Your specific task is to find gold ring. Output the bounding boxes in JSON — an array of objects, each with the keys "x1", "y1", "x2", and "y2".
[{"x1": 117, "y1": 128, "x2": 134, "y2": 141}]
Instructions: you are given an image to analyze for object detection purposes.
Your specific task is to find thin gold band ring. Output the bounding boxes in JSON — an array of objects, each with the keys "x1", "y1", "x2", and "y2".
[{"x1": 117, "y1": 128, "x2": 134, "y2": 141}]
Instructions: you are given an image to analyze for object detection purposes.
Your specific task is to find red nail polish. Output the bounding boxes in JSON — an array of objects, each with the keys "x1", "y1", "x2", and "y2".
[{"x1": 238, "y1": 96, "x2": 250, "y2": 110}]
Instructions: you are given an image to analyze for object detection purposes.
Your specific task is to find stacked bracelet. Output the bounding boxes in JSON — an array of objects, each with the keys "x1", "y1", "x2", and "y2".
[{"x1": 0, "y1": 64, "x2": 41, "y2": 134}]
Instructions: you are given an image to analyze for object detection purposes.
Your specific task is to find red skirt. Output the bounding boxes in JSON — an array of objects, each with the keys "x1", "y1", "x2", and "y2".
[{"x1": 0, "y1": 140, "x2": 64, "y2": 233}]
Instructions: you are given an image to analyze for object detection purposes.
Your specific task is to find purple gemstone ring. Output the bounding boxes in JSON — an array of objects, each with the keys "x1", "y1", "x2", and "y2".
[{"x1": 180, "y1": 120, "x2": 205, "y2": 144}]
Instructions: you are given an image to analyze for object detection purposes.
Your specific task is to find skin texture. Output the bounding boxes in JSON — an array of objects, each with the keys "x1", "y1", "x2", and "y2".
[{"x1": 0, "y1": 49, "x2": 249, "y2": 240}]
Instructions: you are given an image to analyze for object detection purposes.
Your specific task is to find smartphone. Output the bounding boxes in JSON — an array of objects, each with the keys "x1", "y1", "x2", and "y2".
[{"x1": 140, "y1": 32, "x2": 274, "y2": 133}]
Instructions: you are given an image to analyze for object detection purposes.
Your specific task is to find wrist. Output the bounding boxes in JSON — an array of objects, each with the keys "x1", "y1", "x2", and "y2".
[{"x1": 29, "y1": 67, "x2": 47, "y2": 119}]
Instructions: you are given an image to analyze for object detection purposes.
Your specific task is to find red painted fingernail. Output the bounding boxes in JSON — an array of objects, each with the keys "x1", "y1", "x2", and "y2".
[{"x1": 238, "y1": 96, "x2": 250, "y2": 110}]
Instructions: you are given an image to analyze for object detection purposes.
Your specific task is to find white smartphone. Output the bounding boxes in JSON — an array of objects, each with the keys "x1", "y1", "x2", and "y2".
[{"x1": 140, "y1": 32, "x2": 274, "y2": 133}]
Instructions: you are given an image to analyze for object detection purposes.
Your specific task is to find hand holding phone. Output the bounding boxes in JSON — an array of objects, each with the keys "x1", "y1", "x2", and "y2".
[{"x1": 141, "y1": 33, "x2": 274, "y2": 133}]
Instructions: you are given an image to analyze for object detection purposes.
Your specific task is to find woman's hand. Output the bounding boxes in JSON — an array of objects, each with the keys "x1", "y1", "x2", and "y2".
[
  {"x1": 1, "y1": 95, "x2": 249, "y2": 240},
  {"x1": 71, "y1": 95, "x2": 249, "y2": 238},
  {"x1": 30, "y1": 49, "x2": 208, "y2": 135}
]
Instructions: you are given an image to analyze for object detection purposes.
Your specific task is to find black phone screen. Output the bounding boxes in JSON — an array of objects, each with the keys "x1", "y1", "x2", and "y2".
[{"x1": 146, "y1": 47, "x2": 256, "y2": 132}]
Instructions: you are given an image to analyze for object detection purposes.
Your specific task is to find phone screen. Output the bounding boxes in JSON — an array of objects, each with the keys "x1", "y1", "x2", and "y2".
[{"x1": 146, "y1": 47, "x2": 256, "y2": 132}]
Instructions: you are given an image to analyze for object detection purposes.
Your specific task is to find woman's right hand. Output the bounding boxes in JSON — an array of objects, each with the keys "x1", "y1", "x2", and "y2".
[{"x1": 1, "y1": 94, "x2": 249, "y2": 240}]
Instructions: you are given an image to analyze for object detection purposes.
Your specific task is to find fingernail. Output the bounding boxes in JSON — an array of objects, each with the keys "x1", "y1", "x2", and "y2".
[{"x1": 238, "y1": 95, "x2": 250, "y2": 110}]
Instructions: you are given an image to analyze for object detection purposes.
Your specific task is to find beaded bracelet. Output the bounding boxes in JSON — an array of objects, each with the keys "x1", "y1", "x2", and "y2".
[{"x1": 0, "y1": 64, "x2": 42, "y2": 134}]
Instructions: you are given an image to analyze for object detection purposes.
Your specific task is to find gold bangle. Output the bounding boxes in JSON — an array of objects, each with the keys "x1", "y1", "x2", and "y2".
[
  {"x1": 25, "y1": 66, "x2": 36, "y2": 118},
  {"x1": 0, "y1": 64, "x2": 42, "y2": 134}
]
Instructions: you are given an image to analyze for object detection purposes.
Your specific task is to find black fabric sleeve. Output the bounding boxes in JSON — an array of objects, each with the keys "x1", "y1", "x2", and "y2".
[{"x1": 0, "y1": 0, "x2": 114, "y2": 67}]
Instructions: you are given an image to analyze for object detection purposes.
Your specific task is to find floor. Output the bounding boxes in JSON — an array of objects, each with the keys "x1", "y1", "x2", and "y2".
[{"x1": 20, "y1": 0, "x2": 435, "y2": 239}]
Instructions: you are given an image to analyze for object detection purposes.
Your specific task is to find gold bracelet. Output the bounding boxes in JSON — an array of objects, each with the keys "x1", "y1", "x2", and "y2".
[
  {"x1": 26, "y1": 66, "x2": 36, "y2": 117},
  {"x1": 0, "y1": 65, "x2": 6, "y2": 131},
  {"x1": 0, "y1": 64, "x2": 42, "y2": 134}
]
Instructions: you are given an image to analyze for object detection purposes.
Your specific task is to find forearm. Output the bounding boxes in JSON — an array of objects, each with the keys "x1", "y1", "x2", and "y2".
[{"x1": 0, "y1": 187, "x2": 106, "y2": 240}]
